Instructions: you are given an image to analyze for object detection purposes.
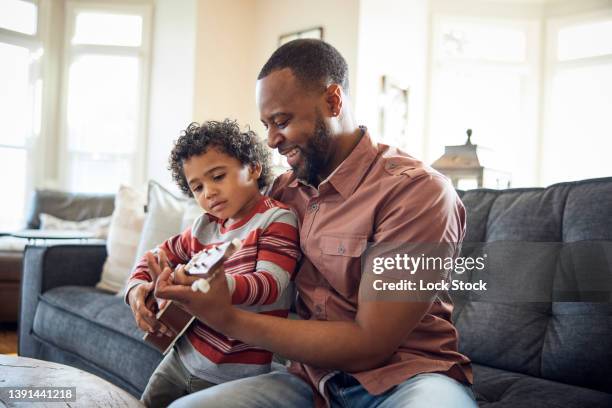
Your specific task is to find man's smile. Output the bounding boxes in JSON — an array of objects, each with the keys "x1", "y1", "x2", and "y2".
[{"x1": 279, "y1": 146, "x2": 303, "y2": 167}]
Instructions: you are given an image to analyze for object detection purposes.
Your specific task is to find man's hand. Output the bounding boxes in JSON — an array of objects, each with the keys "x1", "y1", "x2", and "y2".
[{"x1": 154, "y1": 263, "x2": 234, "y2": 330}]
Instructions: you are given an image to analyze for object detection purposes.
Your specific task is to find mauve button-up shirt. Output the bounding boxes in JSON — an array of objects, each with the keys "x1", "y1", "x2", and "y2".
[{"x1": 268, "y1": 129, "x2": 472, "y2": 406}]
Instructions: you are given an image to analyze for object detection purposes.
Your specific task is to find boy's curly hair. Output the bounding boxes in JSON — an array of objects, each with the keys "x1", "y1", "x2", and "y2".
[{"x1": 169, "y1": 119, "x2": 272, "y2": 197}]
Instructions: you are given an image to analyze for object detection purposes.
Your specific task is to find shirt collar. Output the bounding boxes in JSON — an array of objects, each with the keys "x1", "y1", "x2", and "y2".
[{"x1": 288, "y1": 126, "x2": 378, "y2": 200}]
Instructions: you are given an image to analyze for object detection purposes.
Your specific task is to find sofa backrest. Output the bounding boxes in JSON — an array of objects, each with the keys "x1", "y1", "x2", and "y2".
[
  {"x1": 453, "y1": 177, "x2": 612, "y2": 393},
  {"x1": 25, "y1": 189, "x2": 115, "y2": 229}
]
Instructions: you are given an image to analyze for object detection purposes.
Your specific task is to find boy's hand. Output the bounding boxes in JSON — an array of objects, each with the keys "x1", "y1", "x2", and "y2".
[
  {"x1": 156, "y1": 263, "x2": 187, "y2": 310},
  {"x1": 128, "y1": 280, "x2": 172, "y2": 337},
  {"x1": 172, "y1": 264, "x2": 199, "y2": 286},
  {"x1": 127, "y1": 250, "x2": 177, "y2": 337}
]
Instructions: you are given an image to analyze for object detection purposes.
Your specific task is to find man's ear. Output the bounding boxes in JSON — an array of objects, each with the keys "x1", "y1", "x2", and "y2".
[
  {"x1": 249, "y1": 162, "x2": 262, "y2": 181},
  {"x1": 325, "y1": 84, "x2": 343, "y2": 117}
]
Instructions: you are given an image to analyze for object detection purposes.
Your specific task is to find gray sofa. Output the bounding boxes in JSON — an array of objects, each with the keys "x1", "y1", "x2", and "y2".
[
  {"x1": 0, "y1": 189, "x2": 114, "y2": 322},
  {"x1": 19, "y1": 177, "x2": 612, "y2": 406}
]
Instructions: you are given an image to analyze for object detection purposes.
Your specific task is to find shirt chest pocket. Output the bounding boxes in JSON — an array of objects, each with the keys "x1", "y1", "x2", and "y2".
[{"x1": 317, "y1": 235, "x2": 367, "y2": 296}]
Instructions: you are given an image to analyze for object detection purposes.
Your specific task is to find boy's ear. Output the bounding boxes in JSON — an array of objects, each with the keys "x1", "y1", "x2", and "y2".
[{"x1": 249, "y1": 162, "x2": 262, "y2": 180}]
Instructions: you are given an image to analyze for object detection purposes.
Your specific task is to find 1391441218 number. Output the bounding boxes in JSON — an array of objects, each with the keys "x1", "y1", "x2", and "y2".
[{"x1": 0, "y1": 387, "x2": 76, "y2": 402}]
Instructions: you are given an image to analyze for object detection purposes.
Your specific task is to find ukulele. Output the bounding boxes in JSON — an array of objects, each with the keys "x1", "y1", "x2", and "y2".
[{"x1": 143, "y1": 238, "x2": 242, "y2": 355}]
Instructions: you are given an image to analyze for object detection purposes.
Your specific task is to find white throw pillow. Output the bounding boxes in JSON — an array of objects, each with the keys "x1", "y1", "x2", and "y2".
[
  {"x1": 39, "y1": 213, "x2": 112, "y2": 239},
  {"x1": 132, "y1": 181, "x2": 202, "y2": 265},
  {"x1": 181, "y1": 199, "x2": 205, "y2": 231},
  {"x1": 118, "y1": 181, "x2": 202, "y2": 296},
  {"x1": 96, "y1": 185, "x2": 146, "y2": 293}
]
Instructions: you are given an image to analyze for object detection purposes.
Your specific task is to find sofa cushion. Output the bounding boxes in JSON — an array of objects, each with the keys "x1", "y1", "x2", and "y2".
[
  {"x1": 563, "y1": 179, "x2": 612, "y2": 242},
  {"x1": 459, "y1": 190, "x2": 499, "y2": 243},
  {"x1": 473, "y1": 364, "x2": 612, "y2": 408},
  {"x1": 39, "y1": 213, "x2": 112, "y2": 239},
  {"x1": 486, "y1": 186, "x2": 569, "y2": 242},
  {"x1": 33, "y1": 286, "x2": 162, "y2": 392},
  {"x1": 454, "y1": 177, "x2": 612, "y2": 393},
  {"x1": 25, "y1": 189, "x2": 115, "y2": 229},
  {"x1": 541, "y1": 302, "x2": 612, "y2": 393},
  {"x1": 454, "y1": 302, "x2": 550, "y2": 378}
]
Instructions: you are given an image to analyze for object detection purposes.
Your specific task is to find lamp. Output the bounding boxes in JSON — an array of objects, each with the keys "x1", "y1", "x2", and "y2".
[{"x1": 431, "y1": 129, "x2": 511, "y2": 190}]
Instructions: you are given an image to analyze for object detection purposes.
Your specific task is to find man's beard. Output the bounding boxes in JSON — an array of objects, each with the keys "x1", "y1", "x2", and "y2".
[{"x1": 293, "y1": 113, "x2": 332, "y2": 186}]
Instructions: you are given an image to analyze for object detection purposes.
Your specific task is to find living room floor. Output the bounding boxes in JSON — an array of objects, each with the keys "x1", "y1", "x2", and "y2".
[{"x1": 0, "y1": 323, "x2": 18, "y2": 355}]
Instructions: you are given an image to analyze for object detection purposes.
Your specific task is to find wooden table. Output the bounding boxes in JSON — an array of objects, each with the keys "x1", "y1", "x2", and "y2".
[{"x1": 0, "y1": 355, "x2": 142, "y2": 407}]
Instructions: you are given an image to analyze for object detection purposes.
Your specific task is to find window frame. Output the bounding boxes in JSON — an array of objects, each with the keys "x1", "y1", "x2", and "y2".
[
  {"x1": 0, "y1": 0, "x2": 38, "y2": 37},
  {"x1": 425, "y1": 12, "x2": 540, "y2": 186},
  {"x1": 539, "y1": 9, "x2": 612, "y2": 185},
  {"x1": 0, "y1": 0, "x2": 42, "y2": 228},
  {"x1": 58, "y1": 0, "x2": 152, "y2": 192},
  {"x1": 426, "y1": 1, "x2": 612, "y2": 187}
]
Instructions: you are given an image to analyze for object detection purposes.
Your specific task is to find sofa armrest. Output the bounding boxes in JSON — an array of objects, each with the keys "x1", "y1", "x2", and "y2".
[{"x1": 19, "y1": 244, "x2": 107, "y2": 356}]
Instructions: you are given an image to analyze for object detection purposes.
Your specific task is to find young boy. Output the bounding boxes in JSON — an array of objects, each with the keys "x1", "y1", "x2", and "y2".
[{"x1": 125, "y1": 119, "x2": 299, "y2": 408}]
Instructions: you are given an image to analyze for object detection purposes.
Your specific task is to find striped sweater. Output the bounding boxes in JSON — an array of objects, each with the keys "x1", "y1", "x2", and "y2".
[{"x1": 126, "y1": 196, "x2": 299, "y2": 383}]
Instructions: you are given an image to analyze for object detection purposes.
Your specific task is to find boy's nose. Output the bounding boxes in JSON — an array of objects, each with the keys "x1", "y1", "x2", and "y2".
[{"x1": 204, "y1": 186, "x2": 217, "y2": 199}]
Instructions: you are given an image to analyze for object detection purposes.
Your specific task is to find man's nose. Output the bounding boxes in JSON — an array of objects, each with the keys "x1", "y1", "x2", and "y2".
[{"x1": 267, "y1": 128, "x2": 284, "y2": 149}]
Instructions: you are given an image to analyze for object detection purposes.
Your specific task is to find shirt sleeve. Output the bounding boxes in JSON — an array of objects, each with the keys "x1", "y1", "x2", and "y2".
[
  {"x1": 369, "y1": 172, "x2": 466, "y2": 282},
  {"x1": 373, "y1": 171, "x2": 465, "y2": 243},
  {"x1": 228, "y1": 209, "x2": 300, "y2": 306}
]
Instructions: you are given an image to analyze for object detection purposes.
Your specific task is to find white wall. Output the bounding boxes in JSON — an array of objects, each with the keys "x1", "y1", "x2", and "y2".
[
  {"x1": 193, "y1": 0, "x2": 361, "y2": 138},
  {"x1": 145, "y1": 0, "x2": 197, "y2": 189},
  {"x1": 147, "y1": 0, "x2": 362, "y2": 188},
  {"x1": 193, "y1": 0, "x2": 256, "y2": 127},
  {"x1": 250, "y1": 0, "x2": 361, "y2": 134}
]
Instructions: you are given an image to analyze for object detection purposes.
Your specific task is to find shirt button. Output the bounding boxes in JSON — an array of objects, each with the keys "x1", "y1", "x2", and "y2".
[
  {"x1": 338, "y1": 245, "x2": 345, "y2": 254},
  {"x1": 310, "y1": 203, "x2": 319, "y2": 212}
]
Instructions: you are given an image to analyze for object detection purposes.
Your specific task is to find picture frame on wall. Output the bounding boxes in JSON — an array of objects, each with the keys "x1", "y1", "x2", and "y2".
[{"x1": 278, "y1": 26, "x2": 324, "y2": 46}]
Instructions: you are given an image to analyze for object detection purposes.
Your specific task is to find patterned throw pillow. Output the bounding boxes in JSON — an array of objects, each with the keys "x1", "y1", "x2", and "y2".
[{"x1": 39, "y1": 213, "x2": 112, "y2": 238}]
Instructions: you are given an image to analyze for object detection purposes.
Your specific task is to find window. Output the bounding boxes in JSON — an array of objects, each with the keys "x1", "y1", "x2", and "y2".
[
  {"x1": 557, "y1": 19, "x2": 612, "y2": 61},
  {"x1": 541, "y1": 14, "x2": 612, "y2": 185},
  {"x1": 427, "y1": 16, "x2": 538, "y2": 187},
  {"x1": 0, "y1": 0, "x2": 37, "y2": 35},
  {"x1": 72, "y1": 12, "x2": 143, "y2": 46},
  {"x1": 0, "y1": 0, "x2": 41, "y2": 229},
  {"x1": 428, "y1": 6, "x2": 612, "y2": 188},
  {"x1": 60, "y1": 3, "x2": 151, "y2": 193}
]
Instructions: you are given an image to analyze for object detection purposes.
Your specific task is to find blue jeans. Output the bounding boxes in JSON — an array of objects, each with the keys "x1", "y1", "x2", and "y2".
[{"x1": 168, "y1": 367, "x2": 477, "y2": 408}]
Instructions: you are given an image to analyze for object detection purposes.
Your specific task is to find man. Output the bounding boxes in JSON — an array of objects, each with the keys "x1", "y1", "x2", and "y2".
[{"x1": 146, "y1": 39, "x2": 477, "y2": 407}]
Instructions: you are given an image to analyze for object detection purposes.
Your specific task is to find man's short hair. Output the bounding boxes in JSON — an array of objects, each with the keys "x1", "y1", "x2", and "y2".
[
  {"x1": 258, "y1": 39, "x2": 349, "y2": 94},
  {"x1": 169, "y1": 119, "x2": 272, "y2": 196}
]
